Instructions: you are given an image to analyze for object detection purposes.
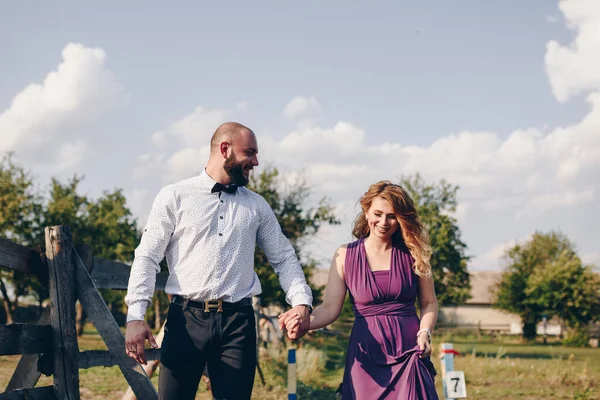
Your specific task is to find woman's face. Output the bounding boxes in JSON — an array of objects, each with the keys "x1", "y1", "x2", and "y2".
[{"x1": 365, "y1": 196, "x2": 399, "y2": 240}]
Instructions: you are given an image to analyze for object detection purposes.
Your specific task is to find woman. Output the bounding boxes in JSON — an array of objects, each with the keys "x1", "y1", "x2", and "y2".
[{"x1": 281, "y1": 181, "x2": 439, "y2": 399}]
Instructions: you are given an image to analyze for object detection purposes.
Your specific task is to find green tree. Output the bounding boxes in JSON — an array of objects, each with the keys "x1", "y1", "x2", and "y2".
[
  {"x1": 492, "y1": 231, "x2": 597, "y2": 341},
  {"x1": 0, "y1": 153, "x2": 42, "y2": 245},
  {"x1": 399, "y1": 174, "x2": 471, "y2": 305},
  {"x1": 39, "y1": 176, "x2": 88, "y2": 245},
  {"x1": 528, "y1": 253, "x2": 600, "y2": 329},
  {"x1": 0, "y1": 152, "x2": 141, "y2": 325},
  {"x1": 0, "y1": 154, "x2": 44, "y2": 322},
  {"x1": 248, "y1": 167, "x2": 340, "y2": 307},
  {"x1": 41, "y1": 176, "x2": 141, "y2": 324}
]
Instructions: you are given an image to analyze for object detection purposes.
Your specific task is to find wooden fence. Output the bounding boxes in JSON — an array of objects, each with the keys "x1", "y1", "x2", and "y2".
[{"x1": 0, "y1": 225, "x2": 170, "y2": 400}]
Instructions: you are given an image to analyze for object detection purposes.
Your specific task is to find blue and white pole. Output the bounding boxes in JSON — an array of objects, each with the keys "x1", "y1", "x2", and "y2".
[
  {"x1": 440, "y1": 343, "x2": 455, "y2": 400},
  {"x1": 288, "y1": 348, "x2": 297, "y2": 400}
]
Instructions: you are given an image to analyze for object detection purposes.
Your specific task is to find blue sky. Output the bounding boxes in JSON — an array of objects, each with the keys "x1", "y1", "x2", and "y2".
[
  {"x1": 1, "y1": 1, "x2": 583, "y2": 141},
  {"x1": 1, "y1": 0, "x2": 599, "y2": 271}
]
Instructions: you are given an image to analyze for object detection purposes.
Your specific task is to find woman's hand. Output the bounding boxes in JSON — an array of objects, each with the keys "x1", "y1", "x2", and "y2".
[
  {"x1": 278, "y1": 309, "x2": 307, "y2": 339},
  {"x1": 280, "y1": 314, "x2": 302, "y2": 335},
  {"x1": 417, "y1": 330, "x2": 432, "y2": 358}
]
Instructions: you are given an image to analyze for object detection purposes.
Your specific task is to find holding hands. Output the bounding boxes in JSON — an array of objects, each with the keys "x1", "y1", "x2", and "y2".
[{"x1": 278, "y1": 305, "x2": 311, "y2": 340}]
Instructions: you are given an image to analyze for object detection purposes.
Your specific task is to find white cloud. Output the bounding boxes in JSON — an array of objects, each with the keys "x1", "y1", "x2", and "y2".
[
  {"x1": 135, "y1": 106, "x2": 230, "y2": 183},
  {"x1": 125, "y1": 188, "x2": 149, "y2": 226},
  {"x1": 131, "y1": 2, "x2": 600, "y2": 270},
  {"x1": 0, "y1": 43, "x2": 123, "y2": 172},
  {"x1": 263, "y1": 88, "x2": 599, "y2": 228},
  {"x1": 54, "y1": 140, "x2": 89, "y2": 171},
  {"x1": 516, "y1": 188, "x2": 594, "y2": 220},
  {"x1": 277, "y1": 121, "x2": 365, "y2": 160},
  {"x1": 282, "y1": 96, "x2": 320, "y2": 119},
  {"x1": 150, "y1": 106, "x2": 229, "y2": 149},
  {"x1": 164, "y1": 147, "x2": 209, "y2": 182},
  {"x1": 545, "y1": 0, "x2": 600, "y2": 102},
  {"x1": 495, "y1": 129, "x2": 542, "y2": 169},
  {"x1": 135, "y1": 84, "x2": 600, "y2": 271},
  {"x1": 470, "y1": 240, "x2": 515, "y2": 270},
  {"x1": 140, "y1": 85, "x2": 599, "y2": 224}
]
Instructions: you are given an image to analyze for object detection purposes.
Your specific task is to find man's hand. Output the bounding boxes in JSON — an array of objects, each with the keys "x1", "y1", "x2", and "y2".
[
  {"x1": 278, "y1": 305, "x2": 310, "y2": 340},
  {"x1": 125, "y1": 320, "x2": 158, "y2": 364}
]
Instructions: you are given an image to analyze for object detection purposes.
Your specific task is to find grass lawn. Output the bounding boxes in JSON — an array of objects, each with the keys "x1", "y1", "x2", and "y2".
[
  {"x1": 1, "y1": 328, "x2": 598, "y2": 399},
  {"x1": 440, "y1": 334, "x2": 599, "y2": 400}
]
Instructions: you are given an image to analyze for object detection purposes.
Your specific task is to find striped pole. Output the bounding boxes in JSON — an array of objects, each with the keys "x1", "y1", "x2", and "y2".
[
  {"x1": 287, "y1": 348, "x2": 297, "y2": 400},
  {"x1": 440, "y1": 343, "x2": 455, "y2": 400}
]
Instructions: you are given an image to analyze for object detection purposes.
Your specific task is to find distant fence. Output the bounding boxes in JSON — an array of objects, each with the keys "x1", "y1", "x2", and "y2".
[
  {"x1": 0, "y1": 225, "x2": 170, "y2": 400},
  {"x1": 436, "y1": 323, "x2": 512, "y2": 335}
]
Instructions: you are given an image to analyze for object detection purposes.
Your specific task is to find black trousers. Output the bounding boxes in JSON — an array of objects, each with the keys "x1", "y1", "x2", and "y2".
[{"x1": 158, "y1": 302, "x2": 257, "y2": 400}]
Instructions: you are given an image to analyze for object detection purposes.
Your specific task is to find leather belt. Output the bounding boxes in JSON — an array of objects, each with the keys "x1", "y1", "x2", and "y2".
[{"x1": 171, "y1": 295, "x2": 252, "y2": 313}]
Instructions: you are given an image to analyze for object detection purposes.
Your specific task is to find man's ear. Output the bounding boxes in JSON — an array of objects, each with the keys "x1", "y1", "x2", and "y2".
[{"x1": 219, "y1": 142, "x2": 230, "y2": 159}]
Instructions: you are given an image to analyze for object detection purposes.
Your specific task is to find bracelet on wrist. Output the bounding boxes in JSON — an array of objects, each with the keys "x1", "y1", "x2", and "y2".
[{"x1": 416, "y1": 328, "x2": 432, "y2": 342}]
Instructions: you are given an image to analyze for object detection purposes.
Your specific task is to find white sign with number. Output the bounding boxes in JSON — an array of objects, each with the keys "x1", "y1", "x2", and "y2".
[{"x1": 445, "y1": 370, "x2": 467, "y2": 398}]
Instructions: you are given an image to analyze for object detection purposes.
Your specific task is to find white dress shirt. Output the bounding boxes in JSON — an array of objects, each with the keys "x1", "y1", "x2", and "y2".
[{"x1": 125, "y1": 169, "x2": 313, "y2": 322}]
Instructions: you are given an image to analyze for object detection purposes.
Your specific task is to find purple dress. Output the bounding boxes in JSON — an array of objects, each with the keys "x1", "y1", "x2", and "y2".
[{"x1": 342, "y1": 238, "x2": 438, "y2": 399}]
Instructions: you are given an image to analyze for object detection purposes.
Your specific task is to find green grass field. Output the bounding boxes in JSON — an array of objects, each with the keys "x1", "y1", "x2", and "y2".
[{"x1": 1, "y1": 328, "x2": 598, "y2": 399}]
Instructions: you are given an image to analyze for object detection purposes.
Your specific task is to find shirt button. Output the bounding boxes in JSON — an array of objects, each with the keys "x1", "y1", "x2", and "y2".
[
  {"x1": 220, "y1": 200, "x2": 224, "y2": 203},
  {"x1": 219, "y1": 233, "x2": 223, "y2": 236},
  {"x1": 220, "y1": 216, "x2": 223, "y2": 219}
]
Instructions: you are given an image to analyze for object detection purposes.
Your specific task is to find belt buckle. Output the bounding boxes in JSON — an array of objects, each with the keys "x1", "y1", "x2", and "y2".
[{"x1": 204, "y1": 299, "x2": 223, "y2": 313}]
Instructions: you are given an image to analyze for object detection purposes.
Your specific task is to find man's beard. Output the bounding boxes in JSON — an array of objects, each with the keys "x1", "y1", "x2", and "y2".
[{"x1": 223, "y1": 154, "x2": 249, "y2": 186}]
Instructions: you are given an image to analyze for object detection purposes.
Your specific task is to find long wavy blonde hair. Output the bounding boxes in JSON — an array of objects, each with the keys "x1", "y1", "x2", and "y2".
[{"x1": 352, "y1": 181, "x2": 432, "y2": 277}]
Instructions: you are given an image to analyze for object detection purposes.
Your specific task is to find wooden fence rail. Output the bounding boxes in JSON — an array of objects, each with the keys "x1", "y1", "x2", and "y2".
[
  {"x1": 0, "y1": 226, "x2": 164, "y2": 400},
  {"x1": 0, "y1": 237, "x2": 168, "y2": 291}
]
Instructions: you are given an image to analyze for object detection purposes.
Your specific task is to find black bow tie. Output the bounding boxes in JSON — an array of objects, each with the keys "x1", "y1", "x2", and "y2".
[{"x1": 211, "y1": 182, "x2": 238, "y2": 194}]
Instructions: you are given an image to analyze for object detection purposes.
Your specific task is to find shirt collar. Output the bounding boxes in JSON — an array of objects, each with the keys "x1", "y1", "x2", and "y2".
[
  {"x1": 198, "y1": 168, "x2": 218, "y2": 192},
  {"x1": 199, "y1": 168, "x2": 238, "y2": 194}
]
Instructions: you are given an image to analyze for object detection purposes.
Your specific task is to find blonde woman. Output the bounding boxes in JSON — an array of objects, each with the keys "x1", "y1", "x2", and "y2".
[{"x1": 281, "y1": 181, "x2": 439, "y2": 399}]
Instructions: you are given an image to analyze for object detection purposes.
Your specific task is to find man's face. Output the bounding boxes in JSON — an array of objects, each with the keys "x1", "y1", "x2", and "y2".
[{"x1": 223, "y1": 131, "x2": 259, "y2": 186}]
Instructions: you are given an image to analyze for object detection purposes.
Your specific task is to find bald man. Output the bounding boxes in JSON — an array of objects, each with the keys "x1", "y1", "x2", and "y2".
[{"x1": 124, "y1": 122, "x2": 313, "y2": 399}]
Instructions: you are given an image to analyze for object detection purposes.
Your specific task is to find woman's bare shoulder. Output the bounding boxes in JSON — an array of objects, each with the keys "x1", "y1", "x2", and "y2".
[{"x1": 334, "y1": 244, "x2": 348, "y2": 258}]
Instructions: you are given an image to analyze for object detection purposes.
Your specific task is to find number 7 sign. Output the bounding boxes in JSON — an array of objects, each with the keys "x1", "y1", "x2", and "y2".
[{"x1": 445, "y1": 371, "x2": 467, "y2": 398}]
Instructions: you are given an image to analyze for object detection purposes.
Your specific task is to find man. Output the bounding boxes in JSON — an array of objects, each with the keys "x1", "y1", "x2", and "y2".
[{"x1": 124, "y1": 122, "x2": 312, "y2": 400}]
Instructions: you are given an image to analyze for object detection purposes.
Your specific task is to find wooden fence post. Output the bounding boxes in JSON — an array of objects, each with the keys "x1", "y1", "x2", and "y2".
[
  {"x1": 5, "y1": 306, "x2": 51, "y2": 391},
  {"x1": 121, "y1": 323, "x2": 166, "y2": 400},
  {"x1": 72, "y1": 249, "x2": 158, "y2": 400},
  {"x1": 46, "y1": 226, "x2": 80, "y2": 400}
]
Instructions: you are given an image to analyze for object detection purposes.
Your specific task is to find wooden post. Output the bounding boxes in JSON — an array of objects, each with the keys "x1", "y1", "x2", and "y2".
[
  {"x1": 75, "y1": 245, "x2": 93, "y2": 337},
  {"x1": 46, "y1": 226, "x2": 80, "y2": 400},
  {"x1": 121, "y1": 323, "x2": 165, "y2": 400},
  {"x1": 5, "y1": 306, "x2": 51, "y2": 391},
  {"x1": 72, "y1": 249, "x2": 158, "y2": 400}
]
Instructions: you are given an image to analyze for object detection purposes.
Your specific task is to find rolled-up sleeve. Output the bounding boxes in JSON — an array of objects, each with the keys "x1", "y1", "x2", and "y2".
[
  {"x1": 256, "y1": 198, "x2": 313, "y2": 308},
  {"x1": 125, "y1": 187, "x2": 176, "y2": 322}
]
